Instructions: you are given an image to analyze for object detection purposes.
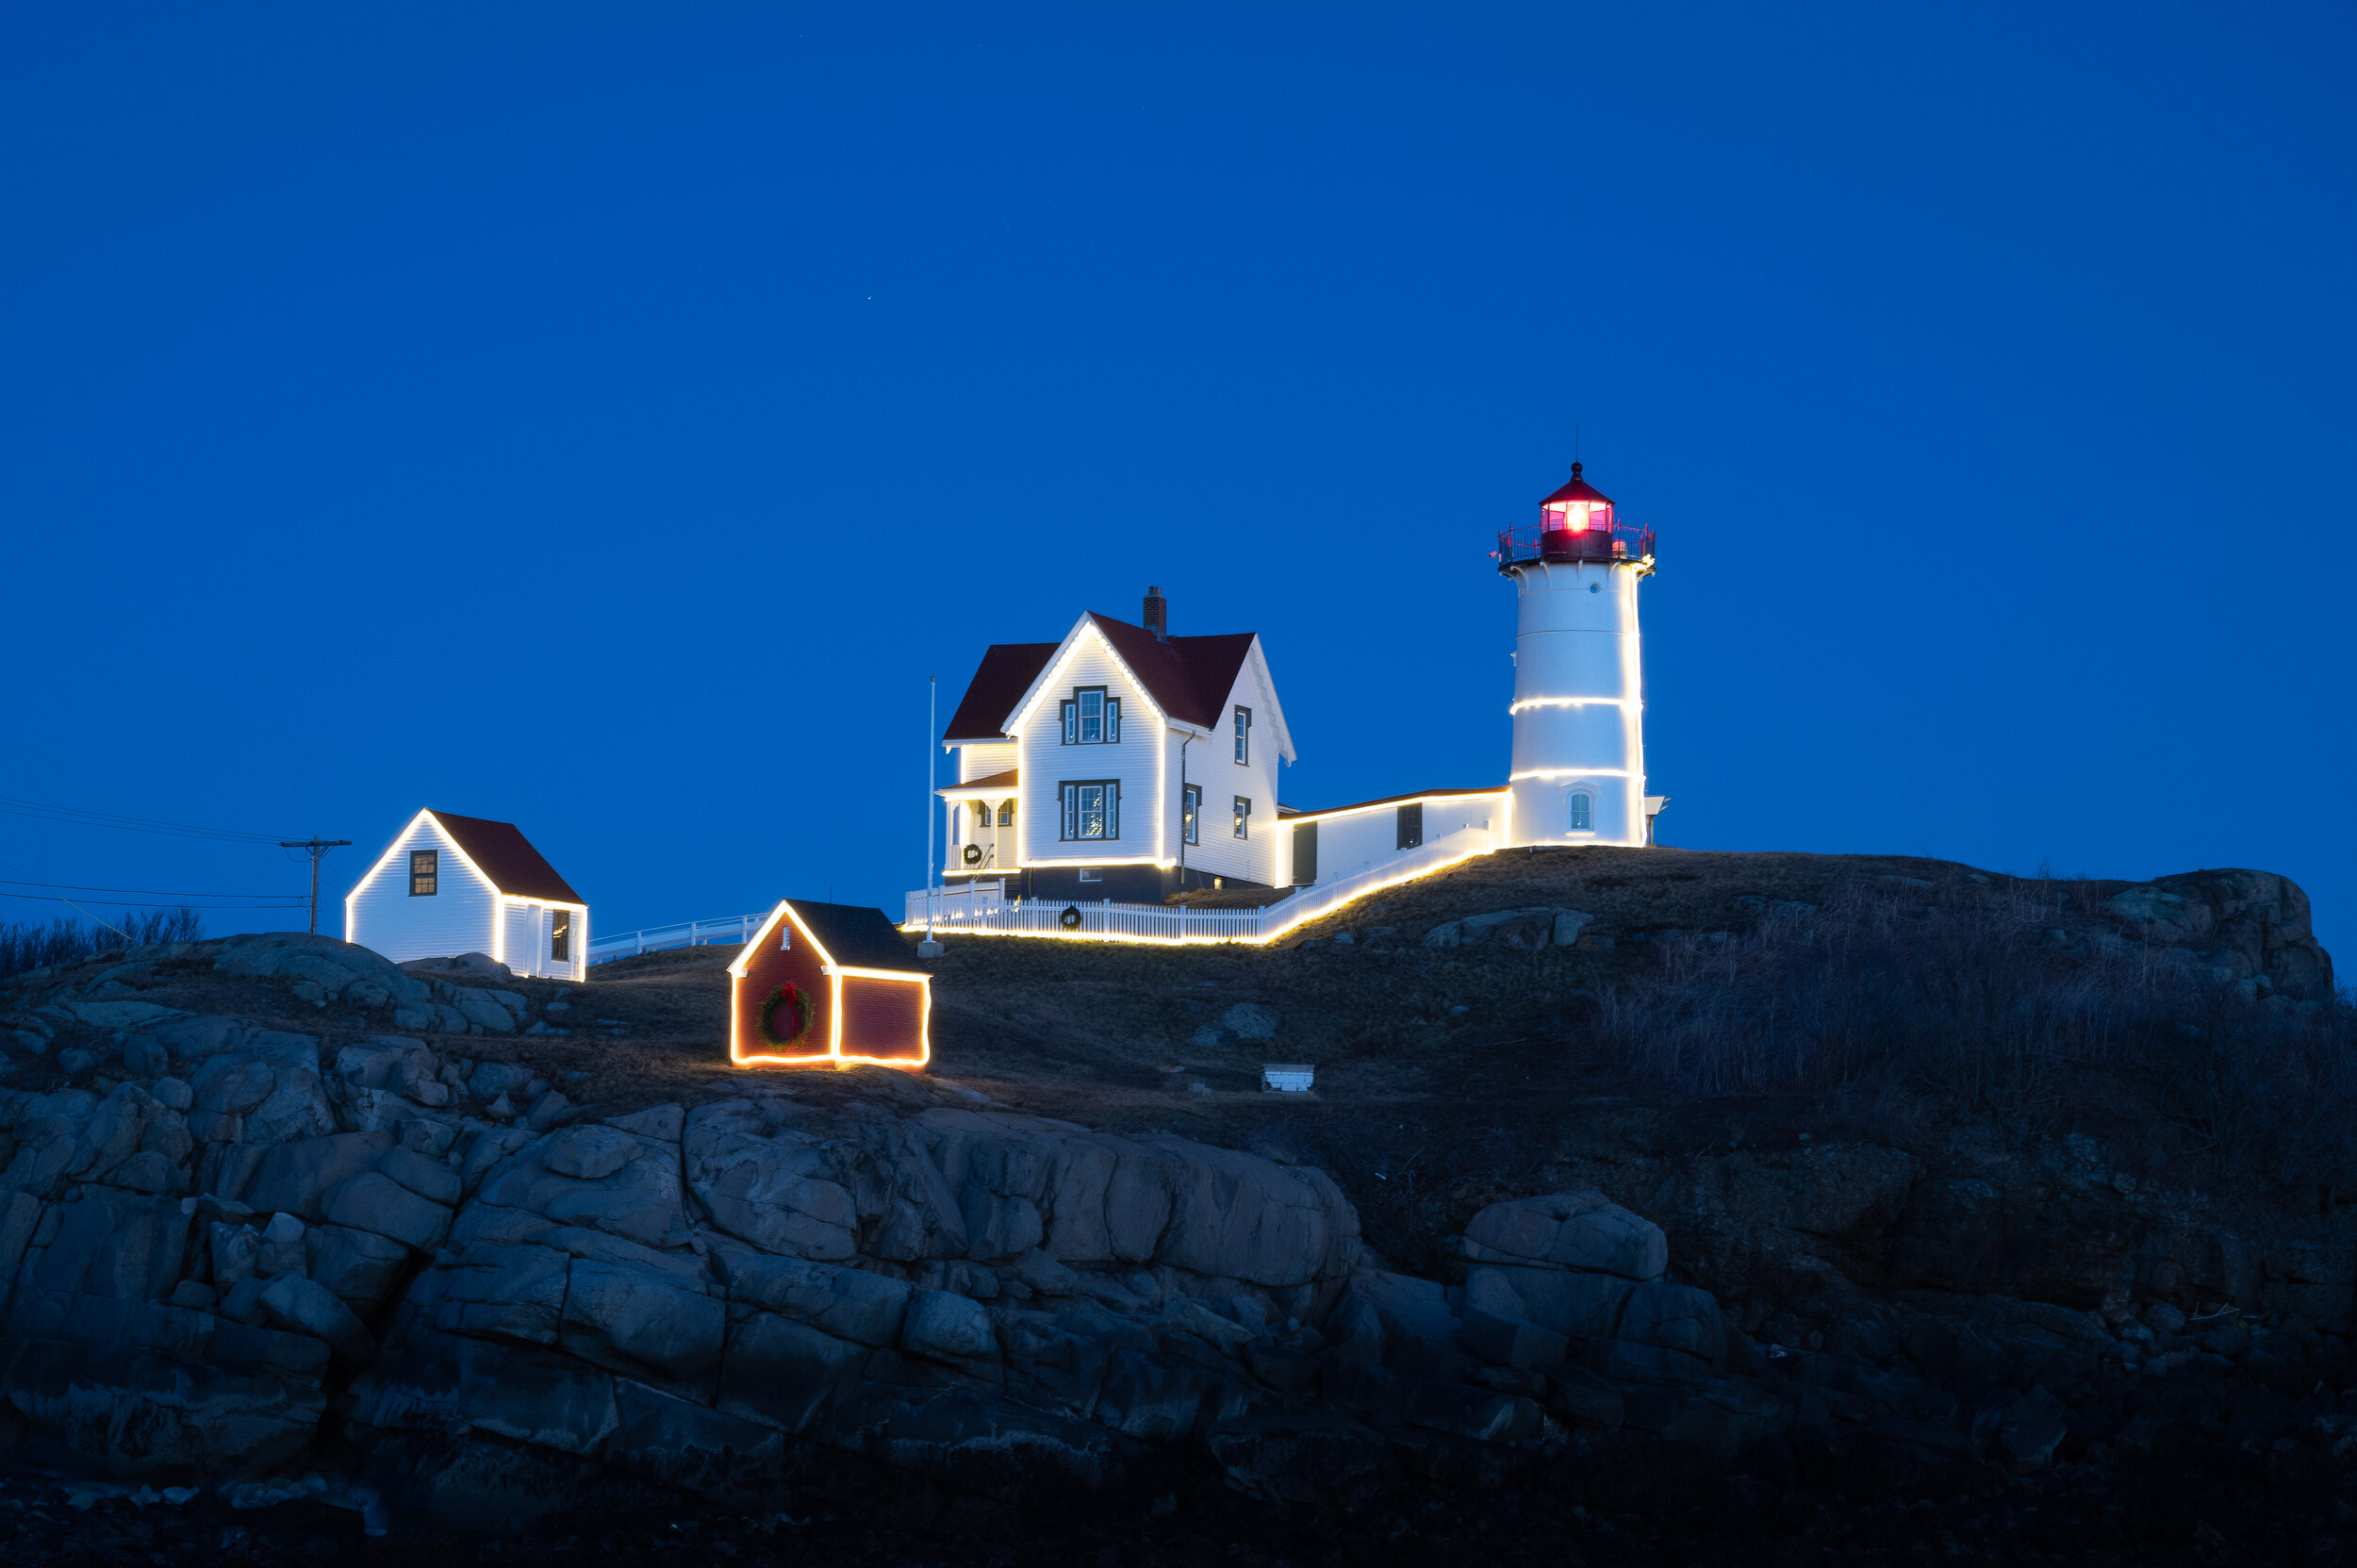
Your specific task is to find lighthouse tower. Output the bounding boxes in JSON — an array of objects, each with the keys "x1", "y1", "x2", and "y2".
[{"x1": 1499, "y1": 463, "x2": 1656, "y2": 849}]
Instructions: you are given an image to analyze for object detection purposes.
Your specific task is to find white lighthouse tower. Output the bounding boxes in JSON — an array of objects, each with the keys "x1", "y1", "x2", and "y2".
[{"x1": 1500, "y1": 463, "x2": 1658, "y2": 849}]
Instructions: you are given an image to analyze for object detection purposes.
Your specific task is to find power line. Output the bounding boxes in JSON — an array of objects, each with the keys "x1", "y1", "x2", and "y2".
[
  {"x1": 0, "y1": 890, "x2": 307, "y2": 910},
  {"x1": 0, "y1": 794, "x2": 288, "y2": 844},
  {"x1": 0, "y1": 877, "x2": 305, "y2": 899}
]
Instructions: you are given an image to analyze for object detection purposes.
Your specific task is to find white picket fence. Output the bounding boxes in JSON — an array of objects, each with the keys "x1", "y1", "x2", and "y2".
[
  {"x1": 587, "y1": 913, "x2": 768, "y2": 965},
  {"x1": 902, "y1": 824, "x2": 1495, "y2": 946}
]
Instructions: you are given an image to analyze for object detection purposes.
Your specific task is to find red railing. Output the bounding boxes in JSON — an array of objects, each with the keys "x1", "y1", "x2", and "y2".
[{"x1": 1494, "y1": 520, "x2": 1655, "y2": 569}]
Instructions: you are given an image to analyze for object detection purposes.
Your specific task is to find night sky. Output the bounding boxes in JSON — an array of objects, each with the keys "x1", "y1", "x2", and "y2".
[{"x1": 4, "y1": 4, "x2": 2350, "y2": 959}]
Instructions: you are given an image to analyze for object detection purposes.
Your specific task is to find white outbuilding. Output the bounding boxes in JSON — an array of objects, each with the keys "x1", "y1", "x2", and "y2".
[{"x1": 344, "y1": 809, "x2": 588, "y2": 981}]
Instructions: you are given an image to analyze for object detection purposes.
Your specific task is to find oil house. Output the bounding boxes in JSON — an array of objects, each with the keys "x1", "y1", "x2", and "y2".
[{"x1": 727, "y1": 900, "x2": 931, "y2": 1068}]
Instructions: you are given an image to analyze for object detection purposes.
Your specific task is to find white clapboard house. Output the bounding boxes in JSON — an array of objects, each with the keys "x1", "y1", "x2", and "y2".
[
  {"x1": 345, "y1": 809, "x2": 589, "y2": 981},
  {"x1": 936, "y1": 588, "x2": 1295, "y2": 906},
  {"x1": 914, "y1": 464, "x2": 1666, "y2": 944}
]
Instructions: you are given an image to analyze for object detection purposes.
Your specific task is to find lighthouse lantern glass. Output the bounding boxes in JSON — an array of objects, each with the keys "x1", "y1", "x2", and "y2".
[{"x1": 1542, "y1": 499, "x2": 1611, "y2": 534}]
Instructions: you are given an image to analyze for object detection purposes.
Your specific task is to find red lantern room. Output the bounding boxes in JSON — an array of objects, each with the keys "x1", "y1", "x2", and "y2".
[{"x1": 1537, "y1": 462, "x2": 1617, "y2": 561}]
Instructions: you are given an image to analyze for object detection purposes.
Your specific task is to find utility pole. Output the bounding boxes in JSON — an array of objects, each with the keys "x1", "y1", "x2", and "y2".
[{"x1": 280, "y1": 838, "x2": 352, "y2": 935}]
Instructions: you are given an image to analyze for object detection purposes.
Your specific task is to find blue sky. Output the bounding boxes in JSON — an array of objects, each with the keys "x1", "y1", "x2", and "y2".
[{"x1": 3, "y1": 3, "x2": 2351, "y2": 962}]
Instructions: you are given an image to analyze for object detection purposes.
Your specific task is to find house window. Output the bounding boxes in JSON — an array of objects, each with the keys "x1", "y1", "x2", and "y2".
[
  {"x1": 551, "y1": 909, "x2": 571, "y2": 963},
  {"x1": 1062, "y1": 688, "x2": 1120, "y2": 744},
  {"x1": 1233, "y1": 705, "x2": 1251, "y2": 765},
  {"x1": 1233, "y1": 795, "x2": 1251, "y2": 839},
  {"x1": 970, "y1": 801, "x2": 989, "y2": 831},
  {"x1": 1182, "y1": 784, "x2": 1201, "y2": 845},
  {"x1": 409, "y1": 850, "x2": 437, "y2": 897},
  {"x1": 1060, "y1": 781, "x2": 1119, "y2": 841},
  {"x1": 1570, "y1": 792, "x2": 1593, "y2": 833},
  {"x1": 997, "y1": 800, "x2": 1015, "y2": 827},
  {"x1": 1079, "y1": 868, "x2": 1101, "y2": 883},
  {"x1": 779, "y1": 923, "x2": 792, "y2": 951},
  {"x1": 1396, "y1": 801, "x2": 1423, "y2": 850}
]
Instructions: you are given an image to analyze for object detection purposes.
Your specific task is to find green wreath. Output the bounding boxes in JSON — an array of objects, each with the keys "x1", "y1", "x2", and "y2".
[{"x1": 758, "y1": 982, "x2": 816, "y2": 1048}]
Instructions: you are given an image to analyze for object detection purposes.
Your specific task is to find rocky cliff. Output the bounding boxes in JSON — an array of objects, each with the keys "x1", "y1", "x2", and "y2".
[{"x1": 1, "y1": 854, "x2": 2351, "y2": 1553}]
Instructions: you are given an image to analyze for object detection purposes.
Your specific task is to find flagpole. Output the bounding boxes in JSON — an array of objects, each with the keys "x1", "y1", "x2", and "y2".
[{"x1": 924, "y1": 676, "x2": 939, "y2": 949}]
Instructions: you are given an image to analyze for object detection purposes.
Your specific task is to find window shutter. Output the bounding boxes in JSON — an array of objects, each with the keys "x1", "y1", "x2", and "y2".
[{"x1": 1106, "y1": 699, "x2": 1120, "y2": 742}]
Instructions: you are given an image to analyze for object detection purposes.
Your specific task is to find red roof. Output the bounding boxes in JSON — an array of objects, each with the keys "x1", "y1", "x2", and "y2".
[
  {"x1": 1541, "y1": 462, "x2": 1613, "y2": 508},
  {"x1": 425, "y1": 811, "x2": 585, "y2": 905},
  {"x1": 941, "y1": 616, "x2": 1260, "y2": 740},
  {"x1": 938, "y1": 768, "x2": 1018, "y2": 795},
  {"x1": 942, "y1": 642, "x2": 1060, "y2": 741},
  {"x1": 1083, "y1": 615, "x2": 1255, "y2": 731},
  {"x1": 1278, "y1": 784, "x2": 1509, "y2": 822}
]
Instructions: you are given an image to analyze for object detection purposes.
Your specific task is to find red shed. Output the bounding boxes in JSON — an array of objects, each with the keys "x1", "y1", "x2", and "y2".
[{"x1": 726, "y1": 900, "x2": 931, "y2": 1068}]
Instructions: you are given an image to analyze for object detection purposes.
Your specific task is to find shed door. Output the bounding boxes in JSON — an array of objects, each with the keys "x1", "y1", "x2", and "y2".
[{"x1": 1292, "y1": 820, "x2": 1317, "y2": 886}]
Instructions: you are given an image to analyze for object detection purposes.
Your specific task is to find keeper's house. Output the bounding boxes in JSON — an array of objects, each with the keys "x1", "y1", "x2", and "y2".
[
  {"x1": 344, "y1": 809, "x2": 589, "y2": 982},
  {"x1": 938, "y1": 587, "x2": 1295, "y2": 904},
  {"x1": 727, "y1": 900, "x2": 931, "y2": 1068}
]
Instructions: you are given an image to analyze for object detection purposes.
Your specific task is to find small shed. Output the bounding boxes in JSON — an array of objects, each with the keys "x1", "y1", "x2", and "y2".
[
  {"x1": 345, "y1": 809, "x2": 588, "y2": 982},
  {"x1": 727, "y1": 900, "x2": 931, "y2": 1068}
]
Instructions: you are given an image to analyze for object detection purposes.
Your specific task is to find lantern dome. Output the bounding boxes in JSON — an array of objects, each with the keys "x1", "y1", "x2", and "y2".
[{"x1": 1540, "y1": 462, "x2": 1615, "y2": 531}]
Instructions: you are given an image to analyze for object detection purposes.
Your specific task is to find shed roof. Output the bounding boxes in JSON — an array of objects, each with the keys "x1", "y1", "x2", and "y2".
[
  {"x1": 426, "y1": 811, "x2": 585, "y2": 905},
  {"x1": 784, "y1": 900, "x2": 924, "y2": 974}
]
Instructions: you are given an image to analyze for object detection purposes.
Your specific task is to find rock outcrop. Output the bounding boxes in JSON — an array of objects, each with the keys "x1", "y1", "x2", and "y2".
[
  {"x1": 2105, "y1": 867, "x2": 2334, "y2": 1001},
  {"x1": 1, "y1": 978, "x2": 1390, "y2": 1524}
]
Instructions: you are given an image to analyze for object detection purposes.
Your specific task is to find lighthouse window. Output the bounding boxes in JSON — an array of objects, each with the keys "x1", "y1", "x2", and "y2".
[{"x1": 1570, "y1": 793, "x2": 1593, "y2": 833}]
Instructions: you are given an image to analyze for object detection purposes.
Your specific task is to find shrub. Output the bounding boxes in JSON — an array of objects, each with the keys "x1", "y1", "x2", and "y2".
[
  {"x1": 0, "y1": 907, "x2": 205, "y2": 980},
  {"x1": 1586, "y1": 879, "x2": 2357, "y2": 1187}
]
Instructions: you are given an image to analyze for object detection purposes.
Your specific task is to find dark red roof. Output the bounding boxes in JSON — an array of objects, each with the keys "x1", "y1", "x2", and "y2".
[
  {"x1": 1541, "y1": 462, "x2": 1614, "y2": 508},
  {"x1": 939, "y1": 768, "x2": 1018, "y2": 794},
  {"x1": 941, "y1": 617, "x2": 1260, "y2": 740},
  {"x1": 942, "y1": 642, "x2": 1060, "y2": 742},
  {"x1": 1084, "y1": 615, "x2": 1256, "y2": 731},
  {"x1": 783, "y1": 900, "x2": 921, "y2": 974},
  {"x1": 426, "y1": 811, "x2": 585, "y2": 904},
  {"x1": 1279, "y1": 785, "x2": 1509, "y2": 822}
]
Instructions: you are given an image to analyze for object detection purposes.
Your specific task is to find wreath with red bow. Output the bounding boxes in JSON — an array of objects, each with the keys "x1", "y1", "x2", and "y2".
[{"x1": 758, "y1": 982, "x2": 816, "y2": 1048}]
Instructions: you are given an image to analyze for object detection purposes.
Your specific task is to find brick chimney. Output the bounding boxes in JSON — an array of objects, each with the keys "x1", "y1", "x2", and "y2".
[{"x1": 1143, "y1": 585, "x2": 1167, "y2": 640}]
